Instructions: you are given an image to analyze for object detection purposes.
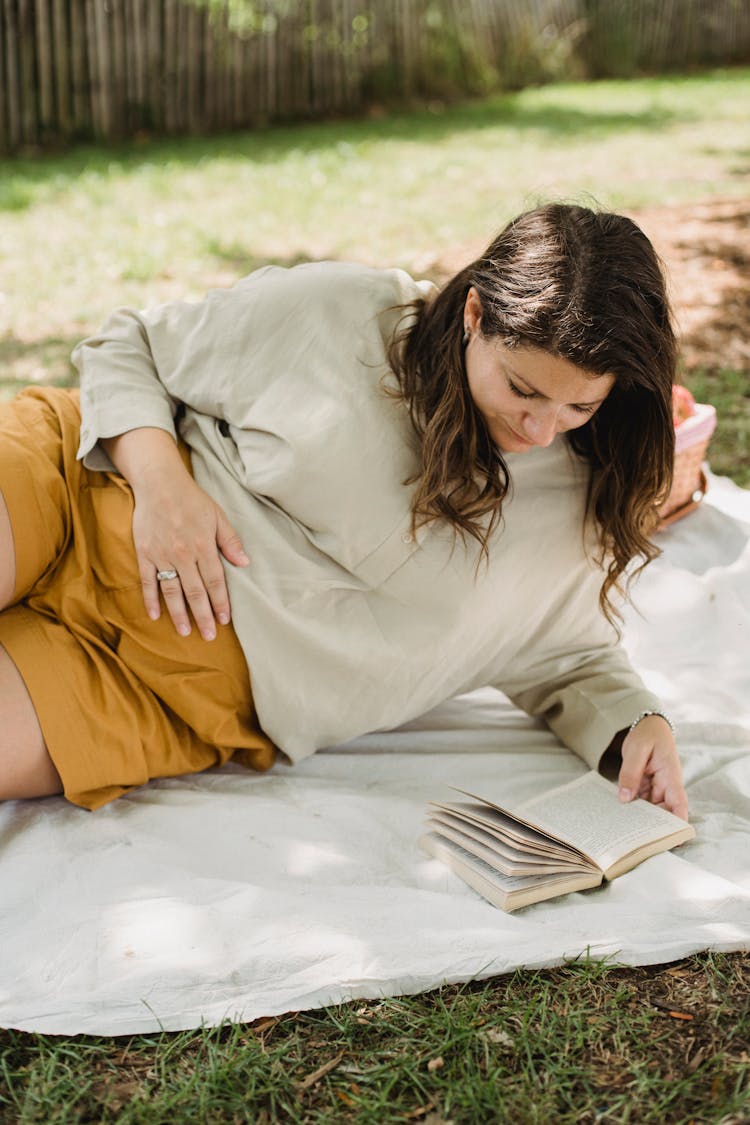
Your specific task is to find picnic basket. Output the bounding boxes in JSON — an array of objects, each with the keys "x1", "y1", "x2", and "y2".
[{"x1": 657, "y1": 386, "x2": 717, "y2": 528}]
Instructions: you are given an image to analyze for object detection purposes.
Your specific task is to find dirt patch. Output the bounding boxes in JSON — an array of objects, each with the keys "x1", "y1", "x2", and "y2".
[{"x1": 636, "y1": 197, "x2": 750, "y2": 375}]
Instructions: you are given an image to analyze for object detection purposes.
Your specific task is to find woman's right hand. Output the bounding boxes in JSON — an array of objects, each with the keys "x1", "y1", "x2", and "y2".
[
  {"x1": 101, "y1": 428, "x2": 249, "y2": 639},
  {"x1": 617, "y1": 715, "x2": 688, "y2": 821}
]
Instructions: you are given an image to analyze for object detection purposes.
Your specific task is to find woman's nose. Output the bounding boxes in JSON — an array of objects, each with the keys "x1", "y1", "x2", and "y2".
[{"x1": 522, "y1": 406, "x2": 559, "y2": 446}]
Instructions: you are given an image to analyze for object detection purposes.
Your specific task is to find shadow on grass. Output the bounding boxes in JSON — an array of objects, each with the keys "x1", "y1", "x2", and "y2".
[
  {"x1": 0, "y1": 333, "x2": 80, "y2": 391},
  {"x1": 0, "y1": 91, "x2": 688, "y2": 213},
  {"x1": 0, "y1": 249, "x2": 321, "y2": 381},
  {"x1": 201, "y1": 242, "x2": 319, "y2": 276}
]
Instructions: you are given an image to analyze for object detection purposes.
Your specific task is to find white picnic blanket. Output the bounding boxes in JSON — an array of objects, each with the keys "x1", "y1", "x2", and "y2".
[{"x1": 1, "y1": 472, "x2": 748, "y2": 1035}]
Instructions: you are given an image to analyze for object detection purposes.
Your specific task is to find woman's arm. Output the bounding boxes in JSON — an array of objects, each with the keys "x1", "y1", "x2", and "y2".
[
  {"x1": 73, "y1": 281, "x2": 273, "y2": 635},
  {"x1": 501, "y1": 649, "x2": 689, "y2": 819},
  {"x1": 101, "y1": 428, "x2": 249, "y2": 640}
]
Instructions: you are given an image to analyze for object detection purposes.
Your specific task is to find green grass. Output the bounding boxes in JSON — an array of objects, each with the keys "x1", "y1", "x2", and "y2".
[
  {"x1": 682, "y1": 368, "x2": 750, "y2": 488},
  {"x1": 1, "y1": 954, "x2": 749, "y2": 1123},
  {"x1": 1, "y1": 67, "x2": 749, "y2": 388},
  {"x1": 1, "y1": 69, "x2": 749, "y2": 1122}
]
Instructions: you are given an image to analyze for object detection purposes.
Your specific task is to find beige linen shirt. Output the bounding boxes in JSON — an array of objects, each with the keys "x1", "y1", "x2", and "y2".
[{"x1": 74, "y1": 261, "x2": 662, "y2": 769}]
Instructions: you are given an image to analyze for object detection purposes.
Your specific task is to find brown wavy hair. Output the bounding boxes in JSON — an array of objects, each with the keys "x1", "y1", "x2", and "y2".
[{"x1": 388, "y1": 202, "x2": 677, "y2": 624}]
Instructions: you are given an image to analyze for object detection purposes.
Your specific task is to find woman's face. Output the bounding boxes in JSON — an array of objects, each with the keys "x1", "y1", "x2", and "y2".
[{"x1": 463, "y1": 287, "x2": 614, "y2": 453}]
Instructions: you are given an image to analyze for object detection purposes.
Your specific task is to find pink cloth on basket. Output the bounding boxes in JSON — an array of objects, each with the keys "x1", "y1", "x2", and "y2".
[{"x1": 675, "y1": 402, "x2": 717, "y2": 454}]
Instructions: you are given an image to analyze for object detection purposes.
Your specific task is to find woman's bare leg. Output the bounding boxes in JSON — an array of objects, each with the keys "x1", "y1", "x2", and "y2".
[
  {"x1": 0, "y1": 644, "x2": 62, "y2": 800},
  {"x1": 0, "y1": 492, "x2": 62, "y2": 798},
  {"x1": 0, "y1": 489, "x2": 16, "y2": 610}
]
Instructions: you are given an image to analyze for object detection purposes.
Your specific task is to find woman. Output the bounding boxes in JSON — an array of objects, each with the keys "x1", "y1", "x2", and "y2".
[{"x1": 0, "y1": 203, "x2": 688, "y2": 817}]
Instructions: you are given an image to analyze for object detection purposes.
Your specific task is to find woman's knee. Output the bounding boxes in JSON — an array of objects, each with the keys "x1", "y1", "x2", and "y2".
[{"x1": 0, "y1": 644, "x2": 62, "y2": 800}]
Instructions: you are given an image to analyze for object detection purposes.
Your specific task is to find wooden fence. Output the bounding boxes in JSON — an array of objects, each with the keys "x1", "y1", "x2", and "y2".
[{"x1": 1, "y1": 0, "x2": 749, "y2": 153}]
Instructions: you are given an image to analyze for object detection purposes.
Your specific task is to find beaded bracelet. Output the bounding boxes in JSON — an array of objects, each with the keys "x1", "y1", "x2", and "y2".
[{"x1": 627, "y1": 709, "x2": 675, "y2": 736}]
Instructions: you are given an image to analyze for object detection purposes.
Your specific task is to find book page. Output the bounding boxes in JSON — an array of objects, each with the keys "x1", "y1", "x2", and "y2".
[
  {"x1": 426, "y1": 814, "x2": 588, "y2": 876},
  {"x1": 431, "y1": 810, "x2": 593, "y2": 868},
  {"x1": 419, "y1": 833, "x2": 602, "y2": 912},
  {"x1": 432, "y1": 800, "x2": 578, "y2": 862},
  {"x1": 513, "y1": 771, "x2": 694, "y2": 873},
  {"x1": 421, "y1": 832, "x2": 563, "y2": 892}
]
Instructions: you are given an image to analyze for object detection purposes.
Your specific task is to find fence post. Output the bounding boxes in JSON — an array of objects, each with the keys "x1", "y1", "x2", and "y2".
[
  {"x1": 17, "y1": 0, "x2": 38, "y2": 145},
  {"x1": 34, "y1": 0, "x2": 53, "y2": 136},
  {"x1": 52, "y1": 0, "x2": 72, "y2": 138}
]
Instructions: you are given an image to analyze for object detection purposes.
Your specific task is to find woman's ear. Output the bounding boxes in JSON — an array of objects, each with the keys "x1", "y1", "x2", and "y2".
[{"x1": 463, "y1": 286, "x2": 483, "y2": 335}]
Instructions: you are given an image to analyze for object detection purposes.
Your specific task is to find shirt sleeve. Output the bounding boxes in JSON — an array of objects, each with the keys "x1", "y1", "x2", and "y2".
[
  {"x1": 73, "y1": 306, "x2": 180, "y2": 470},
  {"x1": 72, "y1": 265, "x2": 279, "y2": 470},
  {"x1": 72, "y1": 261, "x2": 429, "y2": 472},
  {"x1": 499, "y1": 642, "x2": 664, "y2": 772}
]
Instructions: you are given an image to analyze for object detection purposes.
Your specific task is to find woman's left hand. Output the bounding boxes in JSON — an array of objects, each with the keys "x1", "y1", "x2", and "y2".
[{"x1": 617, "y1": 714, "x2": 688, "y2": 820}]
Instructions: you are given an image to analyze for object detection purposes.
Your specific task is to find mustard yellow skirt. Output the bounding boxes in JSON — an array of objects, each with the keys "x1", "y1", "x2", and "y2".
[{"x1": 0, "y1": 387, "x2": 275, "y2": 809}]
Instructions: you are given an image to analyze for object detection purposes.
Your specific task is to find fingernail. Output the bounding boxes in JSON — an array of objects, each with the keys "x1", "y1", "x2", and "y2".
[
  {"x1": 237, "y1": 553, "x2": 249, "y2": 565},
  {"x1": 148, "y1": 609, "x2": 159, "y2": 621},
  {"x1": 218, "y1": 612, "x2": 230, "y2": 625},
  {"x1": 619, "y1": 787, "x2": 632, "y2": 802},
  {"x1": 178, "y1": 623, "x2": 191, "y2": 637},
  {"x1": 202, "y1": 628, "x2": 216, "y2": 641}
]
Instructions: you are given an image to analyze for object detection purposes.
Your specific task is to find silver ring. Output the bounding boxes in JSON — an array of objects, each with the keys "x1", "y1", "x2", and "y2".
[{"x1": 156, "y1": 569, "x2": 179, "y2": 582}]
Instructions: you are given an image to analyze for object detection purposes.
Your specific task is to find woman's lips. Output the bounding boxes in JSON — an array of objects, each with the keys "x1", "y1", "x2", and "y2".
[{"x1": 507, "y1": 423, "x2": 534, "y2": 446}]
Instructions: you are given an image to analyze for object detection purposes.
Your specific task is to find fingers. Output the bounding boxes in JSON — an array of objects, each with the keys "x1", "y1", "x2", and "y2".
[
  {"x1": 167, "y1": 511, "x2": 247, "y2": 638},
  {"x1": 617, "y1": 741, "x2": 651, "y2": 803},
  {"x1": 140, "y1": 552, "x2": 232, "y2": 640},
  {"x1": 165, "y1": 572, "x2": 208, "y2": 637},
  {"x1": 217, "y1": 514, "x2": 250, "y2": 569},
  {"x1": 140, "y1": 567, "x2": 163, "y2": 623},
  {"x1": 618, "y1": 757, "x2": 688, "y2": 820},
  {"x1": 662, "y1": 779, "x2": 689, "y2": 822},
  {"x1": 617, "y1": 716, "x2": 689, "y2": 821},
  {"x1": 132, "y1": 494, "x2": 247, "y2": 640},
  {"x1": 154, "y1": 558, "x2": 234, "y2": 641}
]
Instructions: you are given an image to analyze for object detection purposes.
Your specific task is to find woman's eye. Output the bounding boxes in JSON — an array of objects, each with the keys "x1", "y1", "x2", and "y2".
[
  {"x1": 508, "y1": 379, "x2": 535, "y2": 400},
  {"x1": 507, "y1": 377, "x2": 597, "y2": 416}
]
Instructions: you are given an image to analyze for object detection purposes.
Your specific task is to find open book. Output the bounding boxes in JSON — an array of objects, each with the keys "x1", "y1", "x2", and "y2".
[{"x1": 420, "y1": 770, "x2": 695, "y2": 912}]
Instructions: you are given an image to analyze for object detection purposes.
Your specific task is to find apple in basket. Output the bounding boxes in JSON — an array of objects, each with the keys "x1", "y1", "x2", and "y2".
[
  {"x1": 672, "y1": 386, "x2": 716, "y2": 454},
  {"x1": 672, "y1": 384, "x2": 696, "y2": 426}
]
